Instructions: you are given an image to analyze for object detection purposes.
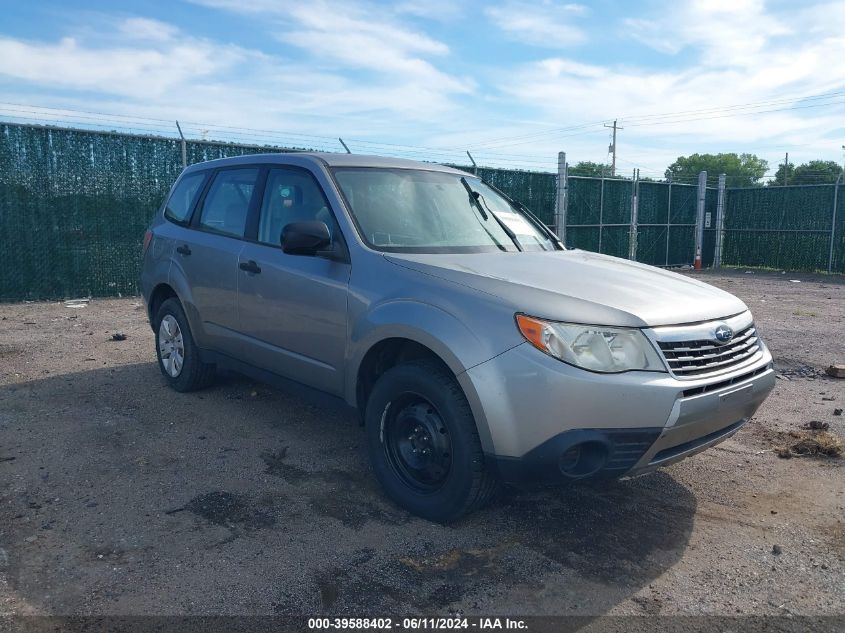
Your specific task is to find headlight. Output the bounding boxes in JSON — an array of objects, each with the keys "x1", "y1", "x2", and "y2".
[{"x1": 516, "y1": 314, "x2": 665, "y2": 373}]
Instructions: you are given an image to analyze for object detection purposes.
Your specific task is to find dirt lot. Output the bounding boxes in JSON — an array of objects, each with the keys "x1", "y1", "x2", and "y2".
[{"x1": 0, "y1": 270, "x2": 843, "y2": 620}]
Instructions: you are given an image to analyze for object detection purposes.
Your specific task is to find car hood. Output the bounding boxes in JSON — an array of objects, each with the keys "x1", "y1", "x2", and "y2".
[{"x1": 385, "y1": 249, "x2": 748, "y2": 327}]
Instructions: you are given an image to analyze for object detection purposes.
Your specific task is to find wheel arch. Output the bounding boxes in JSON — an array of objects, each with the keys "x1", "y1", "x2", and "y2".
[
  {"x1": 147, "y1": 283, "x2": 179, "y2": 329},
  {"x1": 347, "y1": 302, "x2": 499, "y2": 453}
]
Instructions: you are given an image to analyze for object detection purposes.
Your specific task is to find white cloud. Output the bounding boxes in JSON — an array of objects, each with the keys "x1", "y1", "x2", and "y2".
[
  {"x1": 1, "y1": 0, "x2": 844, "y2": 174},
  {"x1": 0, "y1": 32, "x2": 246, "y2": 98},
  {"x1": 451, "y1": 0, "x2": 845, "y2": 173},
  {"x1": 624, "y1": 0, "x2": 790, "y2": 65},
  {"x1": 485, "y1": 1, "x2": 588, "y2": 48},
  {"x1": 118, "y1": 17, "x2": 180, "y2": 42},
  {"x1": 189, "y1": 0, "x2": 468, "y2": 96},
  {"x1": 0, "y1": 11, "x2": 472, "y2": 151}
]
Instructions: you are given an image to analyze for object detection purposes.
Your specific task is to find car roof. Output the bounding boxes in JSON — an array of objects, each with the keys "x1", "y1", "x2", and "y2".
[{"x1": 181, "y1": 151, "x2": 472, "y2": 176}]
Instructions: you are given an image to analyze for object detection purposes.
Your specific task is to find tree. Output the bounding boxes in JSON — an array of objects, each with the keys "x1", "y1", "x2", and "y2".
[
  {"x1": 568, "y1": 161, "x2": 609, "y2": 177},
  {"x1": 772, "y1": 160, "x2": 842, "y2": 185},
  {"x1": 665, "y1": 153, "x2": 768, "y2": 187}
]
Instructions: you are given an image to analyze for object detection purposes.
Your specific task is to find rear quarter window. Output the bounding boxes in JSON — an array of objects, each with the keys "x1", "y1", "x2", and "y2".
[{"x1": 164, "y1": 172, "x2": 207, "y2": 223}]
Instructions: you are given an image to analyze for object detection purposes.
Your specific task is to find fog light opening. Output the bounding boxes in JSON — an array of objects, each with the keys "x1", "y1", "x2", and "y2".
[{"x1": 558, "y1": 441, "x2": 607, "y2": 478}]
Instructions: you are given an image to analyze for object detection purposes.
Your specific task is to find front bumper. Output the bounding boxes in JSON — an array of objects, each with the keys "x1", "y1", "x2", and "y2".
[{"x1": 459, "y1": 341, "x2": 775, "y2": 484}]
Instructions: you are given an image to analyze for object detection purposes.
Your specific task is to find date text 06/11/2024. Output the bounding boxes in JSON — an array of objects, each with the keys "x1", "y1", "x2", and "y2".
[{"x1": 307, "y1": 617, "x2": 528, "y2": 630}]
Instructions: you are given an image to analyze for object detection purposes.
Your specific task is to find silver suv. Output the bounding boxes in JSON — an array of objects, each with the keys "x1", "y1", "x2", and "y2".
[{"x1": 141, "y1": 153, "x2": 775, "y2": 522}]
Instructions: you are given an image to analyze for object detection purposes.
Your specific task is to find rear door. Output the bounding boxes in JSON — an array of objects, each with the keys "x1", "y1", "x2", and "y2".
[
  {"x1": 173, "y1": 167, "x2": 260, "y2": 357},
  {"x1": 237, "y1": 166, "x2": 351, "y2": 395}
]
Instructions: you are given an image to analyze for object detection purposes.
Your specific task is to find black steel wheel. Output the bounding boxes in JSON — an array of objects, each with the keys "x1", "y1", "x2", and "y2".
[
  {"x1": 383, "y1": 395, "x2": 452, "y2": 492},
  {"x1": 365, "y1": 359, "x2": 498, "y2": 522}
]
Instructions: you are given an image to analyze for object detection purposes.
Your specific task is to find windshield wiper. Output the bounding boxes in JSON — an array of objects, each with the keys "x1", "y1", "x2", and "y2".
[
  {"x1": 459, "y1": 177, "x2": 507, "y2": 251},
  {"x1": 460, "y1": 177, "x2": 522, "y2": 252},
  {"x1": 460, "y1": 176, "x2": 488, "y2": 220}
]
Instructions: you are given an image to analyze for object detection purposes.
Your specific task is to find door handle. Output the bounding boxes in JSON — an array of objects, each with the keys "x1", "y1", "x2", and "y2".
[
  {"x1": 239, "y1": 260, "x2": 261, "y2": 274},
  {"x1": 176, "y1": 244, "x2": 191, "y2": 256}
]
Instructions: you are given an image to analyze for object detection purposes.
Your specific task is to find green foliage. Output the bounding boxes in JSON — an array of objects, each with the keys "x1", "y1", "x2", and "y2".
[
  {"x1": 569, "y1": 161, "x2": 608, "y2": 177},
  {"x1": 665, "y1": 153, "x2": 768, "y2": 187},
  {"x1": 772, "y1": 160, "x2": 843, "y2": 185}
]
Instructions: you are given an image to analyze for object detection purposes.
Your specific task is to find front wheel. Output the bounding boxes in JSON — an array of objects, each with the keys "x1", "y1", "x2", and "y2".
[{"x1": 365, "y1": 360, "x2": 498, "y2": 522}]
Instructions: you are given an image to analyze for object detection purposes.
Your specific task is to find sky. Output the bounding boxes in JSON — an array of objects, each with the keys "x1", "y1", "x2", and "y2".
[{"x1": 1, "y1": 0, "x2": 844, "y2": 179}]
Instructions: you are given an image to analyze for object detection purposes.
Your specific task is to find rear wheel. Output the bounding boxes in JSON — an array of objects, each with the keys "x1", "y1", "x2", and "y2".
[
  {"x1": 154, "y1": 298, "x2": 215, "y2": 392},
  {"x1": 365, "y1": 360, "x2": 498, "y2": 522}
]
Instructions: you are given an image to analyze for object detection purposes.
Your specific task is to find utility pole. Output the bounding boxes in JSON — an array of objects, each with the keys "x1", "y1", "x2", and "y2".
[
  {"x1": 604, "y1": 120, "x2": 622, "y2": 177},
  {"x1": 784, "y1": 152, "x2": 789, "y2": 185}
]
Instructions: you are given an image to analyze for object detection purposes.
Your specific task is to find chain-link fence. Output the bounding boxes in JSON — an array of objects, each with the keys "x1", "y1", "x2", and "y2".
[
  {"x1": 563, "y1": 170, "x2": 843, "y2": 274},
  {"x1": 1, "y1": 122, "x2": 844, "y2": 302},
  {"x1": 721, "y1": 184, "x2": 843, "y2": 272},
  {"x1": 0, "y1": 123, "x2": 300, "y2": 301},
  {"x1": 0, "y1": 123, "x2": 559, "y2": 301},
  {"x1": 564, "y1": 176, "x2": 715, "y2": 267}
]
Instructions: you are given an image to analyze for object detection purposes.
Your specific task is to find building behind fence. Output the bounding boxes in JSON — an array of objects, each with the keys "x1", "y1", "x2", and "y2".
[{"x1": 0, "y1": 122, "x2": 843, "y2": 301}]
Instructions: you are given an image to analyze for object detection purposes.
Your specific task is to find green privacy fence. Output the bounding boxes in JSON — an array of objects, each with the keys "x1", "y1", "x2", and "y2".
[
  {"x1": 564, "y1": 177, "x2": 632, "y2": 259},
  {"x1": 721, "y1": 185, "x2": 841, "y2": 272},
  {"x1": 0, "y1": 123, "x2": 298, "y2": 300},
  {"x1": 565, "y1": 174, "x2": 844, "y2": 273},
  {"x1": 0, "y1": 123, "x2": 559, "y2": 300},
  {"x1": 565, "y1": 177, "x2": 706, "y2": 266},
  {"x1": 2, "y1": 122, "x2": 843, "y2": 301}
]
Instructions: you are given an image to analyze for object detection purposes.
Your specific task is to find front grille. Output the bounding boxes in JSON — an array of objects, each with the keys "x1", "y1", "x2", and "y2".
[{"x1": 657, "y1": 324, "x2": 762, "y2": 378}]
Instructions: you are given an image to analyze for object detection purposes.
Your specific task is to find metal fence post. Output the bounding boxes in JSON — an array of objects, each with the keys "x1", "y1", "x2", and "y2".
[
  {"x1": 554, "y1": 152, "x2": 567, "y2": 243},
  {"x1": 175, "y1": 121, "x2": 187, "y2": 169},
  {"x1": 628, "y1": 169, "x2": 639, "y2": 260},
  {"x1": 713, "y1": 173, "x2": 727, "y2": 268},
  {"x1": 829, "y1": 173, "x2": 843, "y2": 273},
  {"x1": 665, "y1": 174, "x2": 673, "y2": 266},
  {"x1": 598, "y1": 174, "x2": 605, "y2": 254},
  {"x1": 694, "y1": 170, "x2": 707, "y2": 269},
  {"x1": 466, "y1": 151, "x2": 478, "y2": 175}
]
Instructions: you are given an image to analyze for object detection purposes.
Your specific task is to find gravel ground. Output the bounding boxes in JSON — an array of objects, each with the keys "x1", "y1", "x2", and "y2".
[{"x1": 0, "y1": 269, "x2": 843, "y2": 619}]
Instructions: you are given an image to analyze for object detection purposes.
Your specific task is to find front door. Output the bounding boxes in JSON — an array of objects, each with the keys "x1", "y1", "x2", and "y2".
[{"x1": 237, "y1": 166, "x2": 351, "y2": 395}]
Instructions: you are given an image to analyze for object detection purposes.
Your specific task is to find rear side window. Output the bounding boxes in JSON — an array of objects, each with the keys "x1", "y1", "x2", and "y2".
[
  {"x1": 164, "y1": 172, "x2": 206, "y2": 223},
  {"x1": 198, "y1": 168, "x2": 260, "y2": 238}
]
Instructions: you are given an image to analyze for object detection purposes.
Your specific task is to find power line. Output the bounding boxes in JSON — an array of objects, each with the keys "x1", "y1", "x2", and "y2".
[{"x1": 462, "y1": 89, "x2": 845, "y2": 151}]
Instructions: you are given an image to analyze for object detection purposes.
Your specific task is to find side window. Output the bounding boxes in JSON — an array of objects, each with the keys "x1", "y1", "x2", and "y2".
[
  {"x1": 258, "y1": 168, "x2": 333, "y2": 246},
  {"x1": 198, "y1": 168, "x2": 259, "y2": 238},
  {"x1": 164, "y1": 172, "x2": 206, "y2": 223}
]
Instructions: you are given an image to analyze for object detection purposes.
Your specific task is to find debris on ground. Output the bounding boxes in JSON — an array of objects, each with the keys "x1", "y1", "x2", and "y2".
[
  {"x1": 775, "y1": 430, "x2": 842, "y2": 458},
  {"x1": 772, "y1": 544, "x2": 783, "y2": 555},
  {"x1": 802, "y1": 421, "x2": 829, "y2": 431},
  {"x1": 778, "y1": 364, "x2": 823, "y2": 380},
  {"x1": 826, "y1": 364, "x2": 845, "y2": 379},
  {"x1": 834, "y1": 409, "x2": 843, "y2": 416},
  {"x1": 110, "y1": 332, "x2": 127, "y2": 341},
  {"x1": 65, "y1": 299, "x2": 89, "y2": 309}
]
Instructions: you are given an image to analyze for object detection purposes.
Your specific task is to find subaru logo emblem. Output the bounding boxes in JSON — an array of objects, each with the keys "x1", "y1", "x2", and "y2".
[{"x1": 714, "y1": 324, "x2": 733, "y2": 343}]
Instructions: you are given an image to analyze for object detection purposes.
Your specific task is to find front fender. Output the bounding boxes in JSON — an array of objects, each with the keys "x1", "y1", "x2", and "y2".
[{"x1": 346, "y1": 299, "x2": 521, "y2": 453}]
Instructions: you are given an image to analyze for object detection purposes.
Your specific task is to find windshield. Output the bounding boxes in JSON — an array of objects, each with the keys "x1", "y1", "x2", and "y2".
[{"x1": 332, "y1": 168, "x2": 558, "y2": 253}]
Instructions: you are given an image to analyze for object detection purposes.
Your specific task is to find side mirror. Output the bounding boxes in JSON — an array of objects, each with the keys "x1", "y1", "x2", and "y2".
[{"x1": 281, "y1": 221, "x2": 331, "y2": 256}]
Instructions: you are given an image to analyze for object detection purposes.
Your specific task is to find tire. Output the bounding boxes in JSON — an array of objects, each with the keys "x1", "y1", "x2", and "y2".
[
  {"x1": 154, "y1": 297, "x2": 216, "y2": 392},
  {"x1": 365, "y1": 360, "x2": 498, "y2": 522}
]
